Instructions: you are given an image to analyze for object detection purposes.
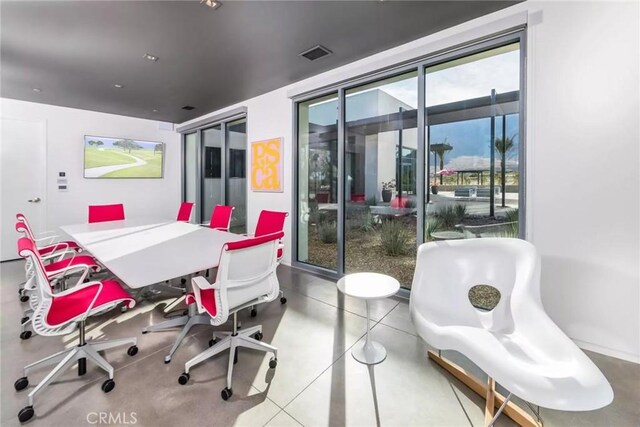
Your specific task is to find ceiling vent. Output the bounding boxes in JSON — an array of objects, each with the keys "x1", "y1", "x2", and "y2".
[
  {"x1": 182, "y1": 105, "x2": 195, "y2": 111},
  {"x1": 299, "y1": 45, "x2": 332, "y2": 61}
]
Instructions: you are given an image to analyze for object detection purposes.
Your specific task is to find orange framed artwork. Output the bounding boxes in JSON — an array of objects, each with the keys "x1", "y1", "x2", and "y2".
[{"x1": 250, "y1": 137, "x2": 283, "y2": 192}]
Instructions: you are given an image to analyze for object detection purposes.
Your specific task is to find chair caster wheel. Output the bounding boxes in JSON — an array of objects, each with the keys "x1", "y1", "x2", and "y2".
[
  {"x1": 178, "y1": 372, "x2": 190, "y2": 385},
  {"x1": 269, "y1": 357, "x2": 278, "y2": 369},
  {"x1": 18, "y1": 406, "x2": 34, "y2": 423},
  {"x1": 221, "y1": 387, "x2": 233, "y2": 400},
  {"x1": 181, "y1": 278, "x2": 187, "y2": 285},
  {"x1": 141, "y1": 330, "x2": 149, "y2": 334},
  {"x1": 101, "y1": 379, "x2": 115, "y2": 393},
  {"x1": 250, "y1": 308, "x2": 257, "y2": 317},
  {"x1": 164, "y1": 356, "x2": 171, "y2": 364},
  {"x1": 254, "y1": 332, "x2": 263, "y2": 341},
  {"x1": 127, "y1": 345, "x2": 138, "y2": 356},
  {"x1": 209, "y1": 339, "x2": 217, "y2": 347},
  {"x1": 183, "y1": 309, "x2": 188, "y2": 316},
  {"x1": 19, "y1": 331, "x2": 32, "y2": 340},
  {"x1": 120, "y1": 305, "x2": 128, "y2": 313},
  {"x1": 14, "y1": 376, "x2": 29, "y2": 391},
  {"x1": 20, "y1": 295, "x2": 29, "y2": 303},
  {"x1": 280, "y1": 297, "x2": 287, "y2": 304},
  {"x1": 20, "y1": 316, "x2": 29, "y2": 325}
]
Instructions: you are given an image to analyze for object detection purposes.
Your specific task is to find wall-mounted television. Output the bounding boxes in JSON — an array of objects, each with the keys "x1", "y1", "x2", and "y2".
[{"x1": 83, "y1": 135, "x2": 164, "y2": 179}]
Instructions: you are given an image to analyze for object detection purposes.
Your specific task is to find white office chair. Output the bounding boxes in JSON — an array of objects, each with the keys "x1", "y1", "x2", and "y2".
[
  {"x1": 410, "y1": 238, "x2": 613, "y2": 426},
  {"x1": 177, "y1": 231, "x2": 283, "y2": 401}
]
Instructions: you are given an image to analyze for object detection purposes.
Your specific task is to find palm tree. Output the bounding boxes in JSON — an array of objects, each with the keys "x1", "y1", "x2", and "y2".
[
  {"x1": 430, "y1": 138, "x2": 453, "y2": 185},
  {"x1": 495, "y1": 135, "x2": 516, "y2": 207}
]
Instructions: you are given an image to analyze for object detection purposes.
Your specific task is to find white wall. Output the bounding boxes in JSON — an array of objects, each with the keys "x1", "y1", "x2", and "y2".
[
  {"x1": 1, "y1": 98, "x2": 181, "y2": 230},
  {"x1": 177, "y1": 1, "x2": 640, "y2": 362}
]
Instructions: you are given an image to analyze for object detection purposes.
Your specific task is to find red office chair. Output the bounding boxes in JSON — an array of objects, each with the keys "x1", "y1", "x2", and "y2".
[
  {"x1": 88, "y1": 203, "x2": 125, "y2": 223},
  {"x1": 177, "y1": 202, "x2": 195, "y2": 222},
  {"x1": 178, "y1": 232, "x2": 284, "y2": 400},
  {"x1": 16, "y1": 225, "x2": 102, "y2": 340},
  {"x1": 14, "y1": 237, "x2": 138, "y2": 423},
  {"x1": 209, "y1": 205, "x2": 235, "y2": 231},
  {"x1": 16, "y1": 213, "x2": 81, "y2": 255},
  {"x1": 249, "y1": 210, "x2": 289, "y2": 315}
]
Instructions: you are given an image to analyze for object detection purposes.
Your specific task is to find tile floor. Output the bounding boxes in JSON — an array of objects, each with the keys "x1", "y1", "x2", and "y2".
[{"x1": 1, "y1": 261, "x2": 638, "y2": 427}]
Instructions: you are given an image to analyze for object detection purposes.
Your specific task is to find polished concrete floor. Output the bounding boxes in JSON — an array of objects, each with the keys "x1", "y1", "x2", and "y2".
[{"x1": 1, "y1": 260, "x2": 638, "y2": 427}]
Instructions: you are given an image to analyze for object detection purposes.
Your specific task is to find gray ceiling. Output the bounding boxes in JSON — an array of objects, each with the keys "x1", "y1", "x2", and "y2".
[{"x1": 1, "y1": 1, "x2": 519, "y2": 124}]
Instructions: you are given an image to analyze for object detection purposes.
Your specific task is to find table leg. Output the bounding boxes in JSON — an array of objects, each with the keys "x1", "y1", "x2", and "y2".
[{"x1": 352, "y1": 299, "x2": 387, "y2": 365}]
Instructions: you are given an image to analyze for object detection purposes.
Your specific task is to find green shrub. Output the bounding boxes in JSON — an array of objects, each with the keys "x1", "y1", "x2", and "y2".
[
  {"x1": 380, "y1": 220, "x2": 410, "y2": 256},
  {"x1": 504, "y1": 208, "x2": 519, "y2": 237},
  {"x1": 317, "y1": 221, "x2": 337, "y2": 243},
  {"x1": 425, "y1": 218, "x2": 442, "y2": 241},
  {"x1": 365, "y1": 196, "x2": 377, "y2": 206}
]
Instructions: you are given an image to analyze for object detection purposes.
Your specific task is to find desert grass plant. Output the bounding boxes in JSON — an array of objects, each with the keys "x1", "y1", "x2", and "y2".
[
  {"x1": 403, "y1": 198, "x2": 417, "y2": 209},
  {"x1": 434, "y1": 205, "x2": 459, "y2": 229},
  {"x1": 365, "y1": 196, "x2": 377, "y2": 206},
  {"x1": 504, "y1": 208, "x2": 519, "y2": 237},
  {"x1": 425, "y1": 217, "x2": 443, "y2": 241},
  {"x1": 454, "y1": 203, "x2": 468, "y2": 221},
  {"x1": 317, "y1": 221, "x2": 337, "y2": 243},
  {"x1": 360, "y1": 211, "x2": 377, "y2": 232},
  {"x1": 380, "y1": 220, "x2": 411, "y2": 256}
]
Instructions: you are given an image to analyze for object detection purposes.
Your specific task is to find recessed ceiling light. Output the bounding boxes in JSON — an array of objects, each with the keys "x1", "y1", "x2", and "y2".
[
  {"x1": 143, "y1": 53, "x2": 159, "y2": 62},
  {"x1": 114, "y1": 84, "x2": 124, "y2": 89},
  {"x1": 32, "y1": 88, "x2": 42, "y2": 92},
  {"x1": 152, "y1": 109, "x2": 158, "y2": 113},
  {"x1": 200, "y1": 0, "x2": 221, "y2": 10}
]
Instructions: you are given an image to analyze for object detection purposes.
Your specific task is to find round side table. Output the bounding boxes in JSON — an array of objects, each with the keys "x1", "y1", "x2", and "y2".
[{"x1": 336, "y1": 272, "x2": 400, "y2": 365}]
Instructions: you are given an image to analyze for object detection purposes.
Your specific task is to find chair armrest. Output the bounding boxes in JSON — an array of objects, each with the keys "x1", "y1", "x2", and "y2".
[{"x1": 191, "y1": 276, "x2": 220, "y2": 315}]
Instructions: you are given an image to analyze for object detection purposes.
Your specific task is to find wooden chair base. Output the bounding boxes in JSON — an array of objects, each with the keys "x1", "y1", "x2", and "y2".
[{"x1": 428, "y1": 351, "x2": 542, "y2": 427}]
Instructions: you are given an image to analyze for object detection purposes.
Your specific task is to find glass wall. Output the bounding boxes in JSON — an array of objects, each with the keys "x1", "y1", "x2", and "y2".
[
  {"x1": 201, "y1": 124, "x2": 223, "y2": 224},
  {"x1": 425, "y1": 43, "x2": 521, "y2": 242},
  {"x1": 297, "y1": 93, "x2": 339, "y2": 270},
  {"x1": 226, "y1": 118, "x2": 247, "y2": 233},
  {"x1": 184, "y1": 132, "x2": 198, "y2": 223},
  {"x1": 344, "y1": 72, "x2": 418, "y2": 286},
  {"x1": 294, "y1": 34, "x2": 525, "y2": 290}
]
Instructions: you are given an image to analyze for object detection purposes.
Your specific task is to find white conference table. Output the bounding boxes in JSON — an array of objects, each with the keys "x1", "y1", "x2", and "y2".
[
  {"x1": 60, "y1": 218, "x2": 246, "y2": 289},
  {"x1": 60, "y1": 218, "x2": 248, "y2": 363}
]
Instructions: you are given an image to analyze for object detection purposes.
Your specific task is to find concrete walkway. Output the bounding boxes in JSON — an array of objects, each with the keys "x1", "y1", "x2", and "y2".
[{"x1": 84, "y1": 152, "x2": 146, "y2": 178}]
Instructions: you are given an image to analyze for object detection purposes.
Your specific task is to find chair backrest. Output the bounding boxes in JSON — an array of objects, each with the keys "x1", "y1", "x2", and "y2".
[
  {"x1": 17, "y1": 237, "x2": 76, "y2": 336},
  {"x1": 88, "y1": 204, "x2": 125, "y2": 223},
  {"x1": 254, "y1": 210, "x2": 288, "y2": 237},
  {"x1": 209, "y1": 205, "x2": 234, "y2": 231},
  {"x1": 177, "y1": 202, "x2": 195, "y2": 222},
  {"x1": 410, "y1": 238, "x2": 538, "y2": 333},
  {"x1": 15, "y1": 213, "x2": 36, "y2": 240},
  {"x1": 206, "y1": 232, "x2": 284, "y2": 323}
]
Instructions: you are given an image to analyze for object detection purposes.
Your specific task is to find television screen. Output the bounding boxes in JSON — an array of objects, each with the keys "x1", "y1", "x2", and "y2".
[{"x1": 84, "y1": 135, "x2": 164, "y2": 178}]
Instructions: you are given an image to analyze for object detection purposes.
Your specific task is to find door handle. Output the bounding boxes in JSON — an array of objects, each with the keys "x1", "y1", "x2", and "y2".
[{"x1": 27, "y1": 197, "x2": 41, "y2": 203}]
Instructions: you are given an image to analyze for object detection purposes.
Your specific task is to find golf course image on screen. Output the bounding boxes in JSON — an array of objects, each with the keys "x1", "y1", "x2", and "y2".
[{"x1": 84, "y1": 135, "x2": 164, "y2": 178}]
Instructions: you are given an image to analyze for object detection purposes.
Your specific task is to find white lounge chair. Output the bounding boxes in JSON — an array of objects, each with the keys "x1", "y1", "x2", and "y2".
[{"x1": 410, "y1": 238, "x2": 613, "y2": 426}]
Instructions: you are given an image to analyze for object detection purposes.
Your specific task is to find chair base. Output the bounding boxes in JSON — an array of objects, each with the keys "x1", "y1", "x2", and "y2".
[
  {"x1": 428, "y1": 351, "x2": 542, "y2": 427},
  {"x1": 17, "y1": 336, "x2": 137, "y2": 411},
  {"x1": 180, "y1": 322, "x2": 277, "y2": 398},
  {"x1": 142, "y1": 313, "x2": 212, "y2": 363}
]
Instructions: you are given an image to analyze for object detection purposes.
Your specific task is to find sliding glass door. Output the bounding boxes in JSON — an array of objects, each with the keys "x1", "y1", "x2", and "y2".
[
  {"x1": 182, "y1": 115, "x2": 247, "y2": 229},
  {"x1": 344, "y1": 72, "x2": 418, "y2": 286},
  {"x1": 294, "y1": 32, "x2": 525, "y2": 290},
  {"x1": 425, "y1": 43, "x2": 521, "y2": 242},
  {"x1": 297, "y1": 93, "x2": 339, "y2": 270}
]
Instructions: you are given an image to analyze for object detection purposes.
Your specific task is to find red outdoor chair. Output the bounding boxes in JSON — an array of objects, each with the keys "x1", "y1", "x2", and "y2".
[
  {"x1": 14, "y1": 237, "x2": 138, "y2": 423},
  {"x1": 88, "y1": 204, "x2": 125, "y2": 223},
  {"x1": 177, "y1": 202, "x2": 195, "y2": 222}
]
